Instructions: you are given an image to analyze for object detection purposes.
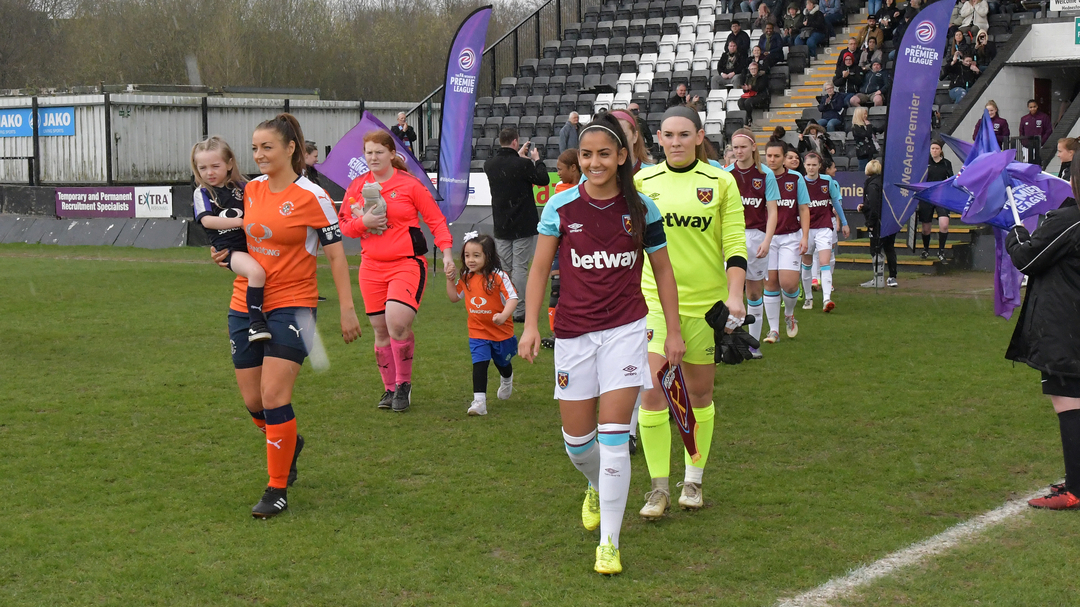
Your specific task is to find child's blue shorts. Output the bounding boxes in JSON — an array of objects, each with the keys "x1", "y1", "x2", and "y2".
[{"x1": 469, "y1": 336, "x2": 518, "y2": 366}]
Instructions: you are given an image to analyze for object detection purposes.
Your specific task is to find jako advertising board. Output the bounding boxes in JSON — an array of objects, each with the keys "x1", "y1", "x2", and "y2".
[
  {"x1": 55, "y1": 186, "x2": 173, "y2": 219},
  {"x1": 0, "y1": 107, "x2": 76, "y2": 137}
]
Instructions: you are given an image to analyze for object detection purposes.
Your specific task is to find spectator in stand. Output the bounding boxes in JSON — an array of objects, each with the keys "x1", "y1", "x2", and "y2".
[
  {"x1": 754, "y1": 2, "x2": 778, "y2": 29},
  {"x1": 958, "y1": 0, "x2": 989, "y2": 37},
  {"x1": 750, "y1": 46, "x2": 769, "y2": 74},
  {"x1": 627, "y1": 103, "x2": 653, "y2": 151},
  {"x1": 948, "y1": 30, "x2": 973, "y2": 65},
  {"x1": 896, "y1": 0, "x2": 922, "y2": 43},
  {"x1": 972, "y1": 100, "x2": 1009, "y2": 148},
  {"x1": 760, "y1": 23, "x2": 785, "y2": 68},
  {"x1": 946, "y1": 53, "x2": 980, "y2": 103},
  {"x1": 782, "y1": 4, "x2": 806, "y2": 47},
  {"x1": 858, "y1": 37, "x2": 884, "y2": 72},
  {"x1": 798, "y1": 123, "x2": 836, "y2": 162},
  {"x1": 558, "y1": 111, "x2": 580, "y2": 154},
  {"x1": 868, "y1": 0, "x2": 882, "y2": 19},
  {"x1": 717, "y1": 40, "x2": 749, "y2": 88},
  {"x1": 391, "y1": 112, "x2": 418, "y2": 157},
  {"x1": 876, "y1": 0, "x2": 903, "y2": 41},
  {"x1": 850, "y1": 59, "x2": 889, "y2": 107},
  {"x1": 851, "y1": 106, "x2": 880, "y2": 171},
  {"x1": 833, "y1": 52, "x2": 863, "y2": 99},
  {"x1": 738, "y1": 61, "x2": 771, "y2": 125},
  {"x1": 1019, "y1": 100, "x2": 1053, "y2": 146},
  {"x1": 817, "y1": 82, "x2": 847, "y2": 132},
  {"x1": 837, "y1": 37, "x2": 858, "y2": 71},
  {"x1": 727, "y1": 20, "x2": 752, "y2": 59},
  {"x1": 483, "y1": 128, "x2": 550, "y2": 321},
  {"x1": 973, "y1": 30, "x2": 996, "y2": 71},
  {"x1": 856, "y1": 14, "x2": 885, "y2": 51},
  {"x1": 795, "y1": 0, "x2": 829, "y2": 60},
  {"x1": 668, "y1": 82, "x2": 702, "y2": 110},
  {"x1": 821, "y1": 0, "x2": 843, "y2": 37}
]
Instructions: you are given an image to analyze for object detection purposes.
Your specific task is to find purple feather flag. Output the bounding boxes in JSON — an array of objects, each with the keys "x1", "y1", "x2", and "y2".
[
  {"x1": 956, "y1": 149, "x2": 1014, "y2": 225},
  {"x1": 994, "y1": 216, "x2": 1038, "y2": 319},
  {"x1": 314, "y1": 111, "x2": 440, "y2": 201}
]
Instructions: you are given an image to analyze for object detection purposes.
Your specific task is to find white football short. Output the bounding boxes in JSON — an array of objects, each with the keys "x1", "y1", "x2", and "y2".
[
  {"x1": 745, "y1": 228, "x2": 769, "y2": 281},
  {"x1": 807, "y1": 227, "x2": 835, "y2": 257},
  {"x1": 768, "y1": 230, "x2": 804, "y2": 272},
  {"x1": 553, "y1": 317, "x2": 650, "y2": 401}
]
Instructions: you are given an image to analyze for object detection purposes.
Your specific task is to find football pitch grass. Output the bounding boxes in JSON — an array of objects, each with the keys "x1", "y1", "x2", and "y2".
[{"x1": 2, "y1": 244, "x2": 1076, "y2": 606}]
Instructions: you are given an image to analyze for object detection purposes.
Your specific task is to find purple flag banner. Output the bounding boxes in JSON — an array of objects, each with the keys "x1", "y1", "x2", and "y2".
[
  {"x1": 880, "y1": 0, "x2": 952, "y2": 237},
  {"x1": 437, "y1": 6, "x2": 493, "y2": 223},
  {"x1": 314, "y1": 111, "x2": 439, "y2": 201}
]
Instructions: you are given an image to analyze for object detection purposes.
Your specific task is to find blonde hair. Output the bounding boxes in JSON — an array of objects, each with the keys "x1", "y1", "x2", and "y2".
[
  {"x1": 191, "y1": 136, "x2": 248, "y2": 203},
  {"x1": 852, "y1": 106, "x2": 869, "y2": 127},
  {"x1": 865, "y1": 158, "x2": 882, "y2": 176},
  {"x1": 985, "y1": 99, "x2": 999, "y2": 114}
]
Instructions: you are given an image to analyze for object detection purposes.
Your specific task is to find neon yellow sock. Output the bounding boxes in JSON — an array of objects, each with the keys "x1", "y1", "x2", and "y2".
[
  {"x1": 637, "y1": 407, "x2": 671, "y2": 479},
  {"x1": 684, "y1": 403, "x2": 715, "y2": 470}
]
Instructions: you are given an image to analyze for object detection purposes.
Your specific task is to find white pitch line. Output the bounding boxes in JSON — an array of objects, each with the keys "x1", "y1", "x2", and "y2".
[{"x1": 775, "y1": 488, "x2": 1047, "y2": 607}]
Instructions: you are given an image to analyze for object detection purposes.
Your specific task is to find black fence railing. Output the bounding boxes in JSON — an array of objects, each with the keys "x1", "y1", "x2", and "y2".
[
  {"x1": 0, "y1": 157, "x2": 37, "y2": 186},
  {"x1": 406, "y1": 0, "x2": 599, "y2": 171}
]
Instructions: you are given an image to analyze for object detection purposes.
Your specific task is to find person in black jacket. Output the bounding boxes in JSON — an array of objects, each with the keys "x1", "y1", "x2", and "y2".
[
  {"x1": 737, "y1": 61, "x2": 771, "y2": 125},
  {"x1": 726, "y1": 20, "x2": 752, "y2": 60},
  {"x1": 1006, "y1": 154, "x2": 1080, "y2": 510},
  {"x1": 794, "y1": 0, "x2": 829, "y2": 60},
  {"x1": 717, "y1": 40, "x2": 748, "y2": 88},
  {"x1": 917, "y1": 139, "x2": 954, "y2": 261},
  {"x1": 856, "y1": 159, "x2": 897, "y2": 287},
  {"x1": 483, "y1": 127, "x2": 551, "y2": 321},
  {"x1": 390, "y1": 112, "x2": 418, "y2": 157}
]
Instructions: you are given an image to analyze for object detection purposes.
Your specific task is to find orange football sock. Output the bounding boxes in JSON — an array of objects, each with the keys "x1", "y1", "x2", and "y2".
[
  {"x1": 264, "y1": 405, "x2": 297, "y2": 489},
  {"x1": 249, "y1": 409, "x2": 267, "y2": 434}
]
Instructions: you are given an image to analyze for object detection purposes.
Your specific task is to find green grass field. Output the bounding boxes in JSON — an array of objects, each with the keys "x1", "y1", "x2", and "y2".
[{"x1": 1, "y1": 244, "x2": 1075, "y2": 606}]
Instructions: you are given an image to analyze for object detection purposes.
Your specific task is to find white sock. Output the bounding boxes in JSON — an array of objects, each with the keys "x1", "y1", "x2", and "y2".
[
  {"x1": 597, "y1": 422, "x2": 632, "y2": 549},
  {"x1": 500, "y1": 374, "x2": 513, "y2": 385},
  {"x1": 684, "y1": 465, "x2": 704, "y2": 484},
  {"x1": 812, "y1": 254, "x2": 821, "y2": 281},
  {"x1": 801, "y1": 263, "x2": 813, "y2": 302},
  {"x1": 563, "y1": 427, "x2": 600, "y2": 489},
  {"x1": 821, "y1": 265, "x2": 833, "y2": 302},
  {"x1": 782, "y1": 290, "x2": 799, "y2": 317},
  {"x1": 747, "y1": 299, "x2": 764, "y2": 342},
  {"x1": 473, "y1": 392, "x2": 486, "y2": 403},
  {"x1": 764, "y1": 292, "x2": 781, "y2": 333},
  {"x1": 629, "y1": 394, "x2": 640, "y2": 438}
]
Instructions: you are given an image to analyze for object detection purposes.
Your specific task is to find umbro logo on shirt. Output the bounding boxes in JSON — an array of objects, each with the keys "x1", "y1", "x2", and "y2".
[{"x1": 567, "y1": 223, "x2": 584, "y2": 233}]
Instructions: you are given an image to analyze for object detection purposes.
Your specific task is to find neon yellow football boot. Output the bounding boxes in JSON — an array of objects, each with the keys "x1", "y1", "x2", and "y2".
[
  {"x1": 594, "y1": 538, "x2": 622, "y2": 575},
  {"x1": 581, "y1": 485, "x2": 600, "y2": 531}
]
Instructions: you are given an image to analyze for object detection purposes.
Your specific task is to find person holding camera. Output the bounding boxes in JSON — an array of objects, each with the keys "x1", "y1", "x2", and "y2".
[
  {"x1": 1006, "y1": 153, "x2": 1080, "y2": 510},
  {"x1": 483, "y1": 128, "x2": 551, "y2": 322},
  {"x1": 797, "y1": 124, "x2": 836, "y2": 162}
]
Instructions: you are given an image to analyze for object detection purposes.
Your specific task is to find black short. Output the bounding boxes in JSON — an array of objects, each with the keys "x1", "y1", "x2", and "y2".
[
  {"x1": 917, "y1": 202, "x2": 949, "y2": 223},
  {"x1": 228, "y1": 307, "x2": 317, "y2": 369},
  {"x1": 1042, "y1": 372, "x2": 1080, "y2": 398}
]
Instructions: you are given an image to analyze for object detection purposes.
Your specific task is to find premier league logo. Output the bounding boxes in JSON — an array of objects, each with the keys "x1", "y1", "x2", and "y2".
[
  {"x1": 458, "y1": 48, "x2": 477, "y2": 71},
  {"x1": 557, "y1": 371, "x2": 569, "y2": 388},
  {"x1": 915, "y1": 21, "x2": 936, "y2": 44},
  {"x1": 752, "y1": 178, "x2": 763, "y2": 190},
  {"x1": 622, "y1": 214, "x2": 633, "y2": 235},
  {"x1": 697, "y1": 187, "x2": 714, "y2": 204}
]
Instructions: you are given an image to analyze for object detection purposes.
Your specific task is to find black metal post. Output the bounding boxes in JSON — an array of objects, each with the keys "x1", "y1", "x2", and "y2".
[
  {"x1": 31, "y1": 96, "x2": 40, "y2": 186},
  {"x1": 284, "y1": 99, "x2": 290, "y2": 114},
  {"x1": 201, "y1": 97, "x2": 208, "y2": 140},
  {"x1": 103, "y1": 92, "x2": 113, "y2": 185},
  {"x1": 535, "y1": 15, "x2": 541, "y2": 60},
  {"x1": 556, "y1": 0, "x2": 563, "y2": 40},
  {"x1": 513, "y1": 30, "x2": 520, "y2": 78}
]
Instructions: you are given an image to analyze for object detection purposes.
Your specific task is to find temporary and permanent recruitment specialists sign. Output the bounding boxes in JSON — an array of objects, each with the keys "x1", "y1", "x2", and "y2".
[
  {"x1": 55, "y1": 186, "x2": 173, "y2": 219},
  {"x1": 0, "y1": 107, "x2": 76, "y2": 137},
  {"x1": 880, "y1": 0, "x2": 951, "y2": 237}
]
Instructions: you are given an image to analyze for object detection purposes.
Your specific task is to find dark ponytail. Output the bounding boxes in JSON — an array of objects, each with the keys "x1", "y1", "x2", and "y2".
[
  {"x1": 583, "y1": 110, "x2": 646, "y2": 249},
  {"x1": 255, "y1": 113, "x2": 307, "y2": 177}
]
